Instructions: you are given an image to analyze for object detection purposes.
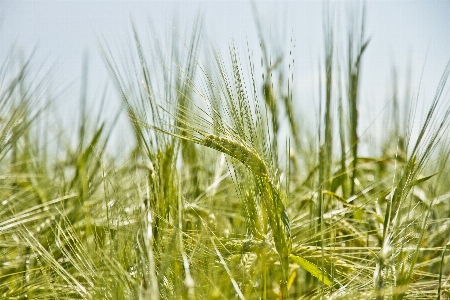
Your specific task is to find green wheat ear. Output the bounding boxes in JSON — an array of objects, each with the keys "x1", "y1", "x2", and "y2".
[
  {"x1": 202, "y1": 134, "x2": 269, "y2": 177},
  {"x1": 200, "y1": 133, "x2": 291, "y2": 295},
  {"x1": 201, "y1": 133, "x2": 292, "y2": 268}
]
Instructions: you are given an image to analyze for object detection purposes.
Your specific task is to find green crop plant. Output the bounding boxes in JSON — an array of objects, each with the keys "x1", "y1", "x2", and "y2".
[{"x1": 1, "y1": 4, "x2": 450, "y2": 300}]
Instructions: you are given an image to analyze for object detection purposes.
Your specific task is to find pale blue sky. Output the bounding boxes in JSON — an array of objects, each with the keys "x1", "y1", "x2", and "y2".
[{"x1": 2, "y1": 1, "x2": 450, "y2": 151}]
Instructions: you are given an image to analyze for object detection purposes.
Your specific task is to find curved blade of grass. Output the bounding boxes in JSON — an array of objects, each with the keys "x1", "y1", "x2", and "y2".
[{"x1": 289, "y1": 254, "x2": 335, "y2": 287}]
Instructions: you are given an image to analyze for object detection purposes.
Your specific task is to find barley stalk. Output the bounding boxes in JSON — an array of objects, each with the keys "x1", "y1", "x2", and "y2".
[{"x1": 201, "y1": 133, "x2": 291, "y2": 285}]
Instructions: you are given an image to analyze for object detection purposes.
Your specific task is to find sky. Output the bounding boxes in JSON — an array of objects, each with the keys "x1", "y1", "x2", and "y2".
[{"x1": 2, "y1": 1, "x2": 450, "y2": 152}]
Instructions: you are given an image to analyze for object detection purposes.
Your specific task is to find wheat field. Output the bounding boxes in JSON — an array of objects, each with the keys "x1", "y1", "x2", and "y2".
[{"x1": 1, "y1": 4, "x2": 450, "y2": 299}]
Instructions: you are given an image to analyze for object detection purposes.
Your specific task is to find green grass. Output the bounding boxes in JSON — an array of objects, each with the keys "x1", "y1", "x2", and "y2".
[{"x1": 2, "y1": 6, "x2": 450, "y2": 299}]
